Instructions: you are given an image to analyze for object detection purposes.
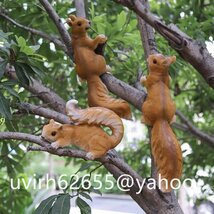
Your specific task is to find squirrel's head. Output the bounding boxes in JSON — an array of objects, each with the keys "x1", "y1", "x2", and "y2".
[
  {"x1": 41, "y1": 119, "x2": 63, "y2": 142},
  {"x1": 67, "y1": 15, "x2": 91, "y2": 36},
  {"x1": 147, "y1": 54, "x2": 176, "y2": 73}
]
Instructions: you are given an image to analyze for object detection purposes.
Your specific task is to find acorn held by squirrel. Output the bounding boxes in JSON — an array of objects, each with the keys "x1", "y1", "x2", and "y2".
[
  {"x1": 141, "y1": 54, "x2": 182, "y2": 192},
  {"x1": 42, "y1": 99, "x2": 124, "y2": 159},
  {"x1": 66, "y1": 15, "x2": 131, "y2": 120}
]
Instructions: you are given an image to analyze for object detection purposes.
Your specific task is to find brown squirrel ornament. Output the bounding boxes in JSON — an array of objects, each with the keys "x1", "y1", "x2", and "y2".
[
  {"x1": 42, "y1": 100, "x2": 124, "y2": 159},
  {"x1": 66, "y1": 15, "x2": 131, "y2": 120},
  {"x1": 141, "y1": 54, "x2": 182, "y2": 192}
]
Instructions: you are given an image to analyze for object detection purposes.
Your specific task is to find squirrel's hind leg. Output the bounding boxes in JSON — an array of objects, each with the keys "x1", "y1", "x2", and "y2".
[
  {"x1": 141, "y1": 115, "x2": 152, "y2": 126},
  {"x1": 170, "y1": 115, "x2": 176, "y2": 124},
  {"x1": 51, "y1": 141, "x2": 60, "y2": 149},
  {"x1": 86, "y1": 151, "x2": 106, "y2": 160}
]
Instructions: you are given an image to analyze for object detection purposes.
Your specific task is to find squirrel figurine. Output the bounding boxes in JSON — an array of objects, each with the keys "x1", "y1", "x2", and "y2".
[
  {"x1": 141, "y1": 54, "x2": 182, "y2": 192},
  {"x1": 66, "y1": 15, "x2": 132, "y2": 120},
  {"x1": 41, "y1": 99, "x2": 124, "y2": 159}
]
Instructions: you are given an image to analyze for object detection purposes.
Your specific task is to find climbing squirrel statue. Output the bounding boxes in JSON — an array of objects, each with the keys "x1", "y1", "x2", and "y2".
[
  {"x1": 141, "y1": 54, "x2": 182, "y2": 192},
  {"x1": 66, "y1": 15, "x2": 131, "y2": 120},
  {"x1": 42, "y1": 99, "x2": 124, "y2": 159}
]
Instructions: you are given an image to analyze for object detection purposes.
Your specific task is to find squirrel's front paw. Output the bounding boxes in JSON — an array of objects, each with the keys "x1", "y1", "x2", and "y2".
[
  {"x1": 140, "y1": 75, "x2": 147, "y2": 83},
  {"x1": 51, "y1": 141, "x2": 60, "y2": 149},
  {"x1": 98, "y1": 34, "x2": 107, "y2": 43},
  {"x1": 86, "y1": 152, "x2": 95, "y2": 160}
]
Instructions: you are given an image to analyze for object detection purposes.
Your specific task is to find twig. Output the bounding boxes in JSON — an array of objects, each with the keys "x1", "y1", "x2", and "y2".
[
  {"x1": 0, "y1": 11, "x2": 65, "y2": 50},
  {"x1": 176, "y1": 110, "x2": 214, "y2": 148},
  {"x1": 15, "y1": 102, "x2": 70, "y2": 124}
]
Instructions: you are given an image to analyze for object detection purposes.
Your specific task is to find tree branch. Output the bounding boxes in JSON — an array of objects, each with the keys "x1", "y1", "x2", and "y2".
[
  {"x1": 0, "y1": 132, "x2": 46, "y2": 147},
  {"x1": 176, "y1": 110, "x2": 214, "y2": 148},
  {"x1": 39, "y1": 0, "x2": 73, "y2": 59},
  {"x1": 101, "y1": 73, "x2": 147, "y2": 110},
  {"x1": 0, "y1": 10, "x2": 65, "y2": 50},
  {"x1": 137, "y1": 0, "x2": 158, "y2": 63},
  {"x1": 16, "y1": 102, "x2": 69, "y2": 124},
  {"x1": 113, "y1": 0, "x2": 214, "y2": 88},
  {"x1": 5, "y1": 64, "x2": 66, "y2": 113},
  {"x1": 74, "y1": 0, "x2": 86, "y2": 18}
]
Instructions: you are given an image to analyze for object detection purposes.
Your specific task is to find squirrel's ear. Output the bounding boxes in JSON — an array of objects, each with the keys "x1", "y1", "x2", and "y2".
[
  {"x1": 69, "y1": 15, "x2": 76, "y2": 21},
  {"x1": 170, "y1": 56, "x2": 176, "y2": 63},
  {"x1": 49, "y1": 119, "x2": 55, "y2": 124},
  {"x1": 66, "y1": 18, "x2": 73, "y2": 26},
  {"x1": 57, "y1": 124, "x2": 63, "y2": 130}
]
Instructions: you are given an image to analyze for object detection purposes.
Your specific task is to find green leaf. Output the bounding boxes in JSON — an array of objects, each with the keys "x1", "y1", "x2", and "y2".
[
  {"x1": 29, "y1": 53, "x2": 46, "y2": 62},
  {"x1": 1, "y1": 80, "x2": 16, "y2": 87},
  {"x1": 117, "y1": 11, "x2": 127, "y2": 29},
  {"x1": 29, "y1": 65, "x2": 45, "y2": 79},
  {"x1": 70, "y1": 70, "x2": 78, "y2": 87},
  {"x1": 21, "y1": 46, "x2": 35, "y2": 55},
  {"x1": 5, "y1": 119, "x2": 18, "y2": 131},
  {"x1": 0, "y1": 92, "x2": 11, "y2": 119},
  {"x1": 0, "y1": 60, "x2": 8, "y2": 79},
  {"x1": 78, "y1": 162, "x2": 94, "y2": 172},
  {"x1": 79, "y1": 192, "x2": 92, "y2": 201},
  {"x1": 34, "y1": 195, "x2": 58, "y2": 214},
  {"x1": 15, "y1": 36, "x2": 26, "y2": 48},
  {"x1": 14, "y1": 64, "x2": 30, "y2": 85},
  {"x1": 76, "y1": 197, "x2": 91, "y2": 214},
  {"x1": 30, "y1": 45, "x2": 40, "y2": 52},
  {"x1": 51, "y1": 194, "x2": 70, "y2": 214},
  {"x1": 0, "y1": 30, "x2": 13, "y2": 40},
  {"x1": 89, "y1": 187, "x2": 102, "y2": 196},
  {"x1": 2, "y1": 85, "x2": 20, "y2": 99}
]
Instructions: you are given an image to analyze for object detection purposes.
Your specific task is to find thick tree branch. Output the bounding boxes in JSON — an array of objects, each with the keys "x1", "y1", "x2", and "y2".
[
  {"x1": 113, "y1": 0, "x2": 214, "y2": 88},
  {"x1": 39, "y1": 0, "x2": 73, "y2": 59},
  {"x1": 0, "y1": 10, "x2": 65, "y2": 50},
  {"x1": 137, "y1": 0, "x2": 158, "y2": 63},
  {"x1": 74, "y1": 0, "x2": 86, "y2": 18},
  {"x1": 0, "y1": 132, "x2": 46, "y2": 147},
  {"x1": 101, "y1": 73, "x2": 147, "y2": 110}
]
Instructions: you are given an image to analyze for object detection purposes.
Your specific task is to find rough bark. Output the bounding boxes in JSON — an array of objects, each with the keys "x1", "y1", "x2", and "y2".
[{"x1": 74, "y1": 0, "x2": 86, "y2": 18}]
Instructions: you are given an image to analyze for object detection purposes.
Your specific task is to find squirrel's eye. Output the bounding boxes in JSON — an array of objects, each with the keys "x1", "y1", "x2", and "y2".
[
  {"x1": 51, "y1": 131, "x2": 57, "y2": 136},
  {"x1": 77, "y1": 22, "x2": 82, "y2": 26},
  {"x1": 153, "y1": 59, "x2": 157, "y2": 64}
]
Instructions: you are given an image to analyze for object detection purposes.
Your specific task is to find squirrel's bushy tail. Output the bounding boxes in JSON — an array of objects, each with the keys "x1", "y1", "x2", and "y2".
[
  {"x1": 151, "y1": 119, "x2": 182, "y2": 192},
  {"x1": 66, "y1": 99, "x2": 124, "y2": 147},
  {"x1": 87, "y1": 76, "x2": 132, "y2": 120}
]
